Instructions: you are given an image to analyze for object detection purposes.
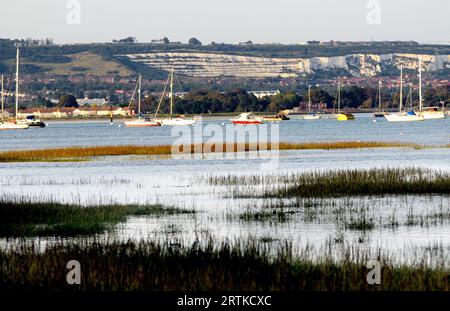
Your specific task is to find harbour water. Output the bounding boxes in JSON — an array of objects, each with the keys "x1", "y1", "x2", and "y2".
[{"x1": 0, "y1": 114, "x2": 449, "y2": 151}]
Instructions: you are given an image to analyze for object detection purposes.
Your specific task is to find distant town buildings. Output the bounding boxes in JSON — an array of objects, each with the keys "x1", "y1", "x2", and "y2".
[
  {"x1": 16, "y1": 107, "x2": 133, "y2": 119},
  {"x1": 76, "y1": 98, "x2": 108, "y2": 106}
]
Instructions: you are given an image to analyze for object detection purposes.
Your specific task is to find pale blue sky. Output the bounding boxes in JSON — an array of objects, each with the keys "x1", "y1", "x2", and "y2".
[{"x1": 1, "y1": 0, "x2": 449, "y2": 44}]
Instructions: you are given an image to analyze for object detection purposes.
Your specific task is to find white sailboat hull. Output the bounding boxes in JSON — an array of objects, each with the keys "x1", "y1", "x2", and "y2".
[
  {"x1": 384, "y1": 113, "x2": 424, "y2": 122},
  {"x1": 155, "y1": 118, "x2": 196, "y2": 126},
  {"x1": 303, "y1": 115, "x2": 321, "y2": 120},
  {"x1": 417, "y1": 111, "x2": 446, "y2": 120},
  {"x1": 0, "y1": 122, "x2": 29, "y2": 130},
  {"x1": 124, "y1": 119, "x2": 161, "y2": 127}
]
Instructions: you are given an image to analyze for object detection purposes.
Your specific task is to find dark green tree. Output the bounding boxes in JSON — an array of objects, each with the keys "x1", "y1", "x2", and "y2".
[
  {"x1": 188, "y1": 38, "x2": 202, "y2": 46},
  {"x1": 59, "y1": 94, "x2": 79, "y2": 108}
]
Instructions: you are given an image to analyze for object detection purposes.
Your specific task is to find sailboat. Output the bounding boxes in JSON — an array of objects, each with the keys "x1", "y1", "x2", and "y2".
[
  {"x1": 124, "y1": 75, "x2": 161, "y2": 127},
  {"x1": 373, "y1": 79, "x2": 389, "y2": 117},
  {"x1": 335, "y1": 80, "x2": 355, "y2": 121},
  {"x1": 154, "y1": 68, "x2": 196, "y2": 126},
  {"x1": 384, "y1": 66, "x2": 424, "y2": 122},
  {"x1": 303, "y1": 85, "x2": 321, "y2": 120},
  {"x1": 414, "y1": 58, "x2": 445, "y2": 120},
  {"x1": 0, "y1": 48, "x2": 29, "y2": 130}
]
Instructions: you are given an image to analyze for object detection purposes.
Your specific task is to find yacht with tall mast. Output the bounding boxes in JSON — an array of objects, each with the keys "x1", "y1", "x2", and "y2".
[
  {"x1": 154, "y1": 68, "x2": 196, "y2": 126},
  {"x1": 0, "y1": 48, "x2": 29, "y2": 130},
  {"x1": 303, "y1": 84, "x2": 321, "y2": 120},
  {"x1": 384, "y1": 66, "x2": 424, "y2": 122},
  {"x1": 414, "y1": 58, "x2": 446, "y2": 120},
  {"x1": 335, "y1": 80, "x2": 355, "y2": 121},
  {"x1": 124, "y1": 75, "x2": 161, "y2": 127}
]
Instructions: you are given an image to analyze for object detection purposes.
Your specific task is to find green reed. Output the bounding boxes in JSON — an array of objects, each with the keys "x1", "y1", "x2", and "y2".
[
  {"x1": 208, "y1": 168, "x2": 450, "y2": 198},
  {"x1": 0, "y1": 200, "x2": 195, "y2": 237},
  {"x1": 0, "y1": 239, "x2": 448, "y2": 291}
]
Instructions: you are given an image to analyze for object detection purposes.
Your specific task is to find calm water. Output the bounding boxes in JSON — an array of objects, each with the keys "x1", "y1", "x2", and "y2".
[
  {"x1": 0, "y1": 114, "x2": 449, "y2": 151},
  {"x1": 0, "y1": 114, "x2": 449, "y2": 264}
]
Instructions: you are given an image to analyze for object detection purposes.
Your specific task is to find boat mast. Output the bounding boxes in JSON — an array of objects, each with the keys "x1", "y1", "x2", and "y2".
[
  {"x1": 409, "y1": 83, "x2": 413, "y2": 110},
  {"x1": 138, "y1": 74, "x2": 141, "y2": 119},
  {"x1": 337, "y1": 80, "x2": 341, "y2": 114},
  {"x1": 169, "y1": 67, "x2": 174, "y2": 118},
  {"x1": 399, "y1": 66, "x2": 403, "y2": 113},
  {"x1": 1, "y1": 74, "x2": 4, "y2": 120},
  {"x1": 308, "y1": 85, "x2": 311, "y2": 113},
  {"x1": 418, "y1": 58, "x2": 423, "y2": 112},
  {"x1": 378, "y1": 79, "x2": 382, "y2": 109},
  {"x1": 15, "y1": 47, "x2": 19, "y2": 120}
]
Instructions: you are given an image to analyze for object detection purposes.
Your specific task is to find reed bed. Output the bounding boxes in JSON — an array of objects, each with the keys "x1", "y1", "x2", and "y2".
[
  {"x1": 0, "y1": 141, "x2": 428, "y2": 162},
  {"x1": 233, "y1": 196, "x2": 450, "y2": 231},
  {"x1": 209, "y1": 168, "x2": 450, "y2": 198},
  {"x1": 0, "y1": 200, "x2": 195, "y2": 237},
  {"x1": 0, "y1": 239, "x2": 448, "y2": 291}
]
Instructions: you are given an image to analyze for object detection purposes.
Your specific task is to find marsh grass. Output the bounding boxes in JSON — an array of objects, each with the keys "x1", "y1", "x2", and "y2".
[
  {"x1": 0, "y1": 141, "x2": 429, "y2": 162},
  {"x1": 233, "y1": 195, "x2": 450, "y2": 232},
  {"x1": 0, "y1": 200, "x2": 195, "y2": 237},
  {"x1": 209, "y1": 168, "x2": 450, "y2": 198},
  {"x1": 0, "y1": 239, "x2": 448, "y2": 291},
  {"x1": 239, "y1": 208, "x2": 291, "y2": 223}
]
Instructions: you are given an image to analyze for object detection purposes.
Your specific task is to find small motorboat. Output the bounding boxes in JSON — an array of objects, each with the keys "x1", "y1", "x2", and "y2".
[
  {"x1": 303, "y1": 113, "x2": 321, "y2": 120},
  {"x1": 336, "y1": 112, "x2": 355, "y2": 121},
  {"x1": 373, "y1": 110, "x2": 389, "y2": 118},
  {"x1": 21, "y1": 115, "x2": 46, "y2": 127},
  {"x1": 261, "y1": 114, "x2": 290, "y2": 122},
  {"x1": 231, "y1": 112, "x2": 263, "y2": 125}
]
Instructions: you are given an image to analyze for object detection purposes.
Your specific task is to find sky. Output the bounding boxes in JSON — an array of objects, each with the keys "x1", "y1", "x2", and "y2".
[{"x1": 0, "y1": 0, "x2": 449, "y2": 44}]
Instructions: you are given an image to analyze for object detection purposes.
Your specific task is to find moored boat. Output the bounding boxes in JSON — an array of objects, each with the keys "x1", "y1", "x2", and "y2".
[
  {"x1": 418, "y1": 107, "x2": 445, "y2": 120},
  {"x1": 384, "y1": 66, "x2": 424, "y2": 122},
  {"x1": 153, "y1": 68, "x2": 196, "y2": 126},
  {"x1": 261, "y1": 114, "x2": 289, "y2": 122},
  {"x1": 231, "y1": 112, "x2": 263, "y2": 125},
  {"x1": 0, "y1": 49, "x2": 29, "y2": 130},
  {"x1": 334, "y1": 80, "x2": 355, "y2": 121},
  {"x1": 304, "y1": 114, "x2": 321, "y2": 120},
  {"x1": 124, "y1": 117, "x2": 161, "y2": 127},
  {"x1": 337, "y1": 112, "x2": 355, "y2": 121},
  {"x1": 373, "y1": 110, "x2": 389, "y2": 117},
  {"x1": 154, "y1": 116, "x2": 196, "y2": 126},
  {"x1": 373, "y1": 79, "x2": 389, "y2": 117},
  {"x1": 124, "y1": 75, "x2": 161, "y2": 128},
  {"x1": 384, "y1": 111, "x2": 424, "y2": 122},
  {"x1": 303, "y1": 85, "x2": 321, "y2": 120},
  {"x1": 0, "y1": 120, "x2": 29, "y2": 130},
  {"x1": 413, "y1": 59, "x2": 445, "y2": 120},
  {"x1": 21, "y1": 115, "x2": 46, "y2": 127}
]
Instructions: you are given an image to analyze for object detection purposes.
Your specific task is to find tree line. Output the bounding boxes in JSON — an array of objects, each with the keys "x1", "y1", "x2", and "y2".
[{"x1": 134, "y1": 86, "x2": 449, "y2": 114}]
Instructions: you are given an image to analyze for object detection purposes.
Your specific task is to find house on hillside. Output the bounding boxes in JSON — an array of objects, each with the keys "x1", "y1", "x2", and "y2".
[{"x1": 248, "y1": 90, "x2": 281, "y2": 99}]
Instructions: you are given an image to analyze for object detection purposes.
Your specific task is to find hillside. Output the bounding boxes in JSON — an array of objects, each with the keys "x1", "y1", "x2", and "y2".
[
  {"x1": 121, "y1": 52, "x2": 450, "y2": 78},
  {"x1": 4, "y1": 52, "x2": 133, "y2": 76},
  {"x1": 0, "y1": 41, "x2": 449, "y2": 81}
]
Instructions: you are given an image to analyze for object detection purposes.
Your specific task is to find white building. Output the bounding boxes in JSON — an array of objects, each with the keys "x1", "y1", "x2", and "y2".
[{"x1": 248, "y1": 90, "x2": 281, "y2": 99}]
